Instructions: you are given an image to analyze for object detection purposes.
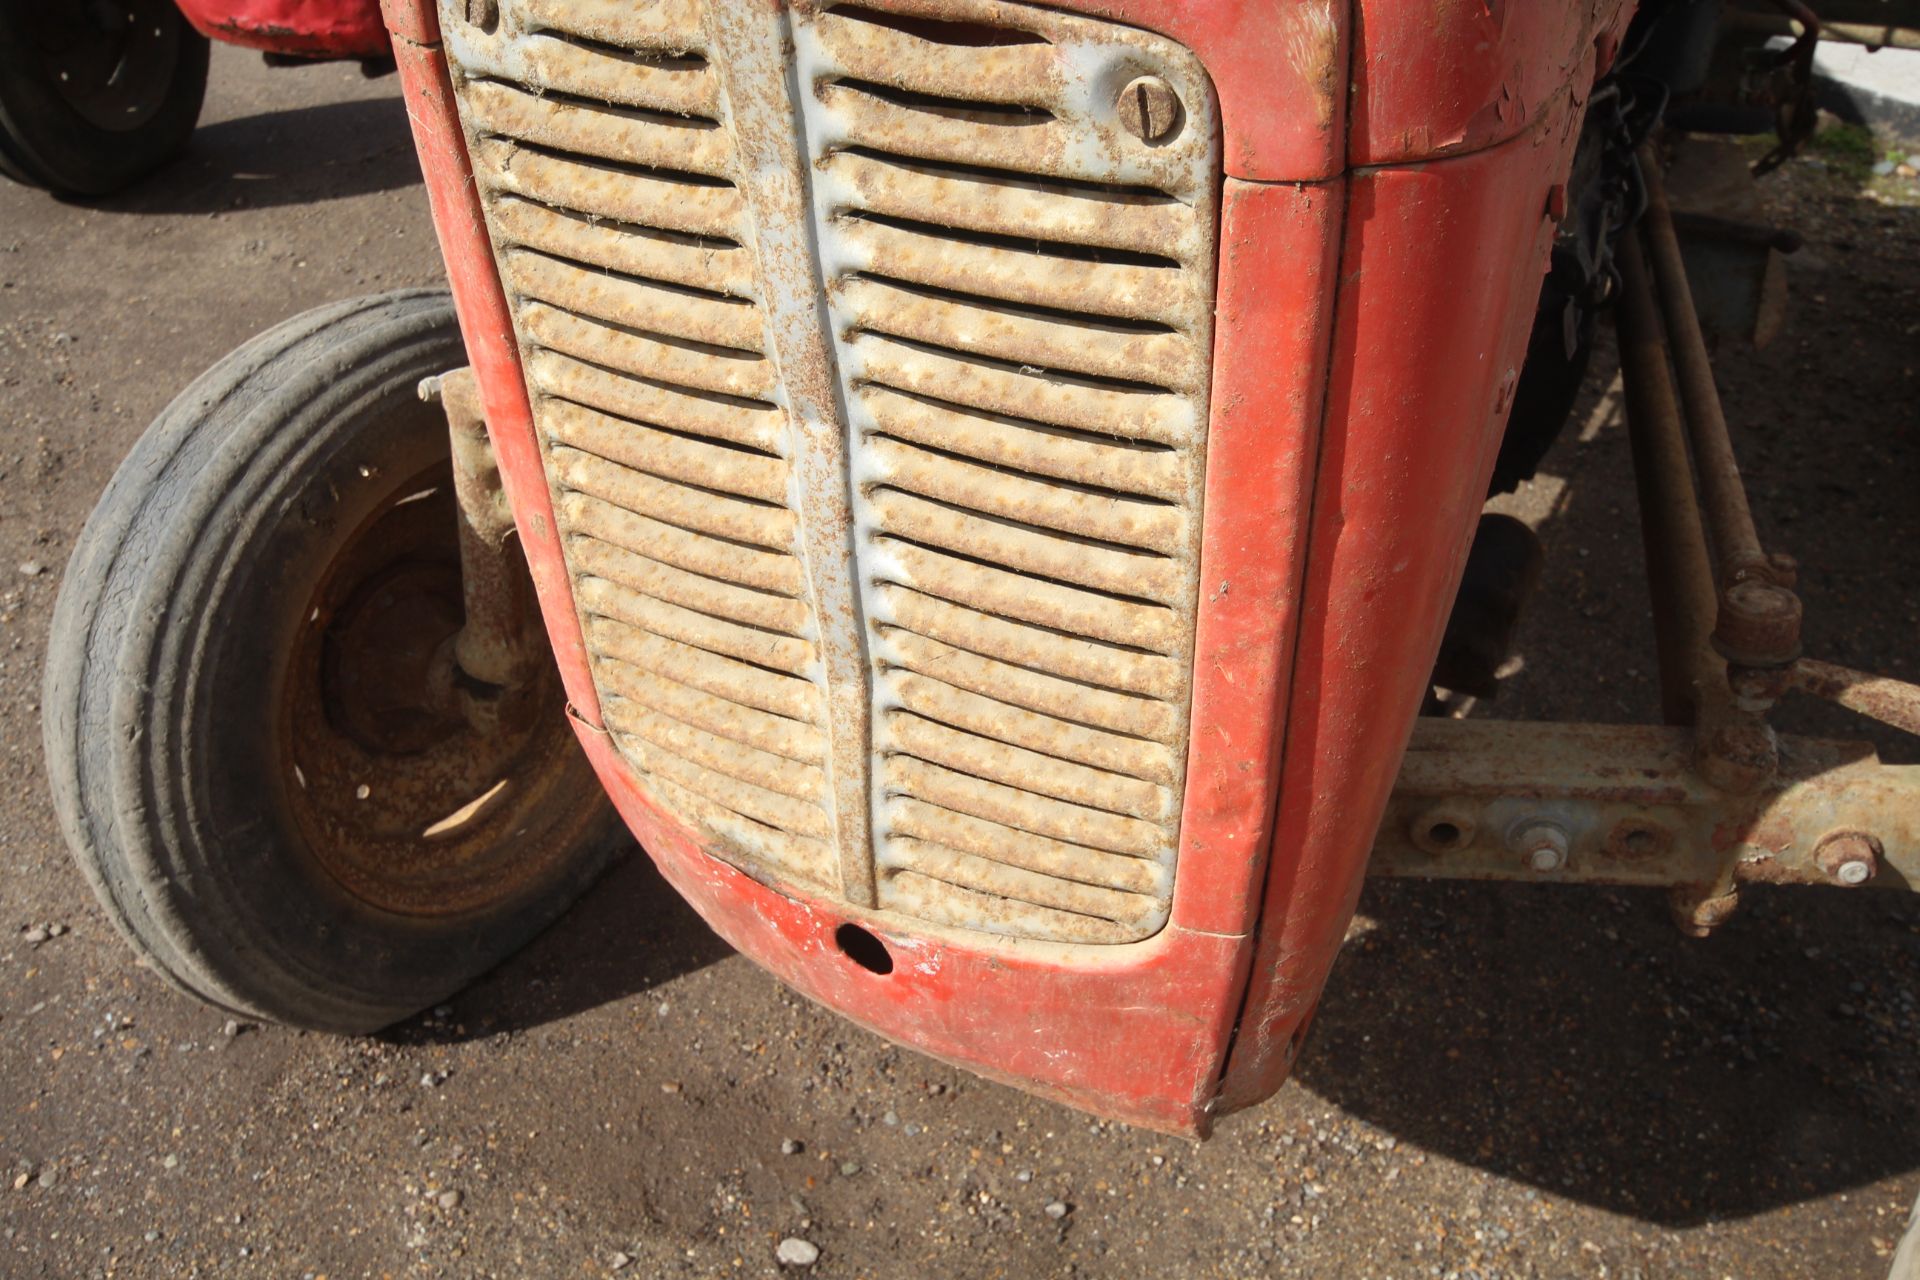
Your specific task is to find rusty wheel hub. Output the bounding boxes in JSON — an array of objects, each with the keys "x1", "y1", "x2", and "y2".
[{"x1": 279, "y1": 460, "x2": 583, "y2": 918}]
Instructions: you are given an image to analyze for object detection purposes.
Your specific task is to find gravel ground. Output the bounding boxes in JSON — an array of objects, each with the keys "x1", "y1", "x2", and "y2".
[{"x1": 1, "y1": 46, "x2": 1917, "y2": 1280}]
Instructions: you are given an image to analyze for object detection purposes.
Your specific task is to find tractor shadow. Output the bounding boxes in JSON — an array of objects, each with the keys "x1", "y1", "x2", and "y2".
[
  {"x1": 1294, "y1": 876, "x2": 1920, "y2": 1225},
  {"x1": 1293, "y1": 172, "x2": 1920, "y2": 1225},
  {"x1": 87, "y1": 96, "x2": 421, "y2": 216},
  {"x1": 381, "y1": 844, "x2": 734, "y2": 1046}
]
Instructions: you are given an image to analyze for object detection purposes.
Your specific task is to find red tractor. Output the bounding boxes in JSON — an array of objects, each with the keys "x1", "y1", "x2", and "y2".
[{"x1": 40, "y1": 0, "x2": 1920, "y2": 1137}]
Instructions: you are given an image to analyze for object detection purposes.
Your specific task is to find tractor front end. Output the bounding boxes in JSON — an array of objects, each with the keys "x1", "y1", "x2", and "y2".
[
  {"x1": 54, "y1": 0, "x2": 1920, "y2": 1139},
  {"x1": 378, "y1": 0, "x2": 1633, "y2": 1134}
]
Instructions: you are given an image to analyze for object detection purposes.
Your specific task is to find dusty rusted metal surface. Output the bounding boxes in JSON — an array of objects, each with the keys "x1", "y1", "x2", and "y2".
[
  {"x1": 1788, "y1": 658, "x2": 1920, "y2": 739},
  {"x1": 1638, "y1": 149, "x2": 1807, "y2": 674},
  {"x1": 702, "y1": 2, "x2": 878, "y2": 908},
  {"x1": 1615, "y1": 222, "x2": 1782, "y2": 925},
  {"x1": 1404, "y1": 190, "x2": 1920, "y2": 925},
  {"x1": 442, "y1": 0, "x2": 842, "y2": 896},
  {"x1": 1373, "y1": 720, "x2": 1920, "y2": 894},
  {"x1": 437, "y1": 0, "x2": 1218, "y2": 942},
  {"x1": 794, "y1": 0, "x2": 1218, "y2": 942},
  {"x1": 430, "y1": 367, "x2": 541, "y2": 692}
]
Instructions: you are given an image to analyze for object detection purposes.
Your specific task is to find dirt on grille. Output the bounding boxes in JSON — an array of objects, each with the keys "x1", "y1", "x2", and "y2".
[{"x1": 1, "y1": 46, "x2": 1917, "y2": 1280}]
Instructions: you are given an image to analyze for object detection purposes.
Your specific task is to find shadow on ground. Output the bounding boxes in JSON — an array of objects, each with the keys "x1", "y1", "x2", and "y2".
[
  {"x1": 381, "y1": 847, "x2": 735, "y2": 1047},
  {"x1": 82, "y1": 96, "x2": 421, "y2": 215},
  {"x1": 1295, "y1": 876, "x2": 1920, "y2": 1226}
]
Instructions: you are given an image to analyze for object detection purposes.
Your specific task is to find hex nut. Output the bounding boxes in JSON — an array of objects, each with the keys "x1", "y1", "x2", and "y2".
[
  {"x1": 1117, "y1": 76, "x2": 1182, "y2": 144},
  {"x1": 1712, "y1": 580, "x2": 1803, "y2": 667},
  {"x1": 465, "y1": 0, "x2": 498, "y2": 30},
  {"x1": 1510, "y1": 821, "x2": 1569, "y2": 873},
  {"x1": 1815, "y1": 830, "x2": 1879, "y2": 887}
]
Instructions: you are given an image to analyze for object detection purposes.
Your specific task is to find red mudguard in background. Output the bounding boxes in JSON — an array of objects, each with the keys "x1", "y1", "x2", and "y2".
[
  {"x1": 177, "y1": 0, "x2": 389, "y2": 58},
  {"x1": 380, "y1": 0, "x2": 1635, "y2": 1134}
]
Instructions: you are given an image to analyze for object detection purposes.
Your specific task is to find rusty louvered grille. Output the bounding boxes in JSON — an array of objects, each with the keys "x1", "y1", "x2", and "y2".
[
  {"x1": 798, "y1": 2, "x2": 1218, "y2": 943},
  {"x1": 445, "y1": 0, "x2": 844, "y2": 893},
  {"x1": 442, "y1": 0, "x2": 1219, "y2": 945}
]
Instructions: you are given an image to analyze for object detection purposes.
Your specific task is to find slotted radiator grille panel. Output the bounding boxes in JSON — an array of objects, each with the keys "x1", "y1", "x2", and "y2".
[
  {"x1": 447, "y1": 0, "x2": 842, "y2": 893},
  {"x1": 443, "y1": 0, "x2": 1218, "y2": 944},
  {"x1": 799, "y1": 1, "x2": 1217, "y2": 943}
]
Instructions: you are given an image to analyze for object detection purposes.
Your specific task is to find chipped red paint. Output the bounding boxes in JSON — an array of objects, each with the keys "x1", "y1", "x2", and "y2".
[
  {"x1": 379, "y1": 0, "x2": 1628, "y2": 1132},
  {"x1": 1349, "y1": 0, "x2": 1635, "y2": 165},
  {"x1": 179, "y1": 0, "x2": 389, "y2": 57}
]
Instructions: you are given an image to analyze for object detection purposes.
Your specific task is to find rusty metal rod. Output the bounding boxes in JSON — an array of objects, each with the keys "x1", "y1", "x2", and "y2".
[
  {"x1": 1725, "y1": 10, "x2": 1920, "y2": 51},
  {"x1": 1614, "y1": 232, "x2": 1724, "y2": 726},
  {"x1": 1637, "y1": 145, "x2": 1771, "y2": 587},
  {"x1": 1793, "y1": 659, "x2": 1920, "y2": 738},
  {"x1": 1639, "y1": 147, "x2": 1807, "y2": 669},
  {"x1": 437, "y1": 367, "x2": 540, "y2": 690}
]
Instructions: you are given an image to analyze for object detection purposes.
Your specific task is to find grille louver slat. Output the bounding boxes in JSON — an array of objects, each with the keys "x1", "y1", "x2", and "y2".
[{"x1": 445, "y1": 0, "x2": 1218, "y2": 943}]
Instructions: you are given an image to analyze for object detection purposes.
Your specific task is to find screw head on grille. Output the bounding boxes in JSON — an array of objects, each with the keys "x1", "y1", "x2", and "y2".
[{"x1": 1117, "y1": 76, "x2": 1182, "y2": 144}]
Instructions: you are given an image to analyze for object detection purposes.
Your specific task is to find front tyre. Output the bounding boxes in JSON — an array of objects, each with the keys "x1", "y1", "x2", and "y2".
[{"x1": 44, "y1": 289, "x2": 624, "y2": 1032}]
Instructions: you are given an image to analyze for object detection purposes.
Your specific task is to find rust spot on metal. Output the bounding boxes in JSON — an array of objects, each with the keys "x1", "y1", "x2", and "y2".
[
  {"x1": 1713, "y1": 579, "x2": 1804, "y2": 668},
  {"x1": 1116, "y1": 75, "x2": 1182, "y2": 144},
  {"x1": 1695, "y1": 716, "x2": 1778, "y2": 794},
  {"x1": 1603, "y1": 817, "x2": 1672, "y2": 864}
]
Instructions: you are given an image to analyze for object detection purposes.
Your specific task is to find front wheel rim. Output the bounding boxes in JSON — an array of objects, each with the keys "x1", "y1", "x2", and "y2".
[{"x1": 275, "y1": 446, "x2": 590, "y2": 920}]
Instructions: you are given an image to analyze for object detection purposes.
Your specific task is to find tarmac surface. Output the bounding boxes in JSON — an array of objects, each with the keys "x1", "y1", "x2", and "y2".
[{"x1": 1, "y1": 45, "x2": 1917, "y2": 1280}]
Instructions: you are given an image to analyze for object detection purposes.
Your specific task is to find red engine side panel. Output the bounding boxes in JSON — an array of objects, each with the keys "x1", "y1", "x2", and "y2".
[
  {"x1": 1219, "y1": 86, "x2": 1593, "y2": 1112},
  {"x1": 179, "y1": 0, "x2": 389, "y2": 57}
]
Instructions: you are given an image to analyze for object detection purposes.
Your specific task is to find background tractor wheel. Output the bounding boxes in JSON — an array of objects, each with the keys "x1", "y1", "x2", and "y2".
[
  {"x1": 44, "y1": 288, "x2": 625, "y2": 1032},
  {"x1": 0, "y1": 0, "x2": 210, "y2": 195}
]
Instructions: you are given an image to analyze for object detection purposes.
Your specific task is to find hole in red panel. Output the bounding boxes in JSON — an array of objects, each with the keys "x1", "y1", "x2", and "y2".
[{"x1": 835, "y1": 923, "x2": 894, "y2": 975}]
